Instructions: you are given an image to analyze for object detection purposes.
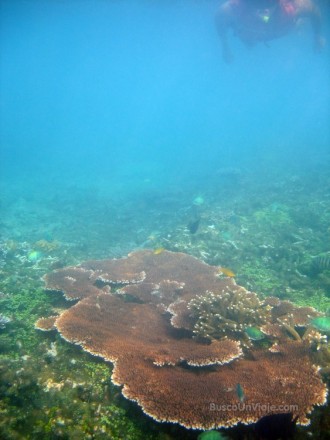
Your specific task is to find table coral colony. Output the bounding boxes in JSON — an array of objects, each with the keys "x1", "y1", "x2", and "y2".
[{"x1": 36, "y1": 250, "x2": 328, "y2": 430}]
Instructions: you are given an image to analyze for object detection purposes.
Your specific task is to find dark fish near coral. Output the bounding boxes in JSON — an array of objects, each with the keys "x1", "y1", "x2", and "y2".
[
  {"x1": 187, "y1": 218, "x2": 200, "y2": 234},
  {"x1": 312, "y1": 254, "x2": 330, "y2": 273},
  {"x1": 236, "y1": 383, "x2": 245, "y2": 403},
  {"x1": 254, "y1": 413, "x2": 297, "y2": 440}
]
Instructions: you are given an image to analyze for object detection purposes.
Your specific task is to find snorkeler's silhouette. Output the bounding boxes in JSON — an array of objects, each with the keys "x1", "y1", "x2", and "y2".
[{"x1": 215, "y1": 0, "x2": 325, "y2": 63}]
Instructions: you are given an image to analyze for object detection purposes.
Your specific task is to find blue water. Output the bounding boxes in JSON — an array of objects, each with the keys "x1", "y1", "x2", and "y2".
[
  {"x1": 1, "y1": 0, "x2": 329, "y2": 198},
  {"x1": 1, "y1": 2, "x2": 330, "y2": 437}
]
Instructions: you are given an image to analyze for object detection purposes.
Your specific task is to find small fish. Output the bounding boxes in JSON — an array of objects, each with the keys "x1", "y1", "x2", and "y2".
[
  {"x1": 254, "y1": 412, "x2": 297, "y2": 440},
  {"x1": 245, "y1": 326, "x2": 265, "y2": 341},
  {"x1": 0, "y1": 314, "x2": 11, "y2": 329},
  {"x1": 218, "y1": 267, "x2": 235, "y2": 277},
  {"x1": 312, "y1": 255, "x2": 330, "y2": 273},
  {"x1": 198, "y1": 430, "x2": 229, "y2": 440},
  {"x1": 310, "y1": 316, "x2": 330, "y2": 333},
  {"x1": 153, "y1": 247, "x2": 165, "y2": 255},
  {"x1": 236, "y1": 383, "x2": 245, "y2": 403},
  {"x1": 187, "y1": 218, "x2": 200, "y2": 234},
  {"x1": 27, "y1": 250, "x2": 43, "y2": 262},
  {"x1": 193, "y1": 195, "x2": 204, "y2": 206}
]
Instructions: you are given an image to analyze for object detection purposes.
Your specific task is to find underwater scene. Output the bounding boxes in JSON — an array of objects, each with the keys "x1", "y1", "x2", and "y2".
[{"x1": 1, "y1": 0, "x2": 330, "y2": 439}]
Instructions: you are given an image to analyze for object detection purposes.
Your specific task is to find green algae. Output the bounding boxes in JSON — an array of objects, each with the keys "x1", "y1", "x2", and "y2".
[
  {"x1": 253, "y1": 204, "x2": 293, "y2": 228},
  {"x1": 0, "y1": 245, "x2": 158, "y2": 440},
  {"x1": 0, "y1": 337, "x2": 155, "y2": 440}
]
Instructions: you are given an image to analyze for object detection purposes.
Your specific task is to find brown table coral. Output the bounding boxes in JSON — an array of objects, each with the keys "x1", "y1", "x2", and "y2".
[{"x1": 36, "y1": 250, "x2": 327, "y2": 429}]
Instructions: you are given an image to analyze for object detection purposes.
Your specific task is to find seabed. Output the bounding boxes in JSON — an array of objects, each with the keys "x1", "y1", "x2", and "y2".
[{"x1": 1, "y1": 166, "x2": 330, "y2": 439}]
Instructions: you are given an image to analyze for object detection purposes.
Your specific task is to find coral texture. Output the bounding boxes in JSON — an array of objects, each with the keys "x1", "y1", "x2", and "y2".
[{"x1": 37, "y1": 250, "x2": 327, "y2": 429}]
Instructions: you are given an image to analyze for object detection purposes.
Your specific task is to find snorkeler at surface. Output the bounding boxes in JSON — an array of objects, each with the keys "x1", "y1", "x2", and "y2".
[{"x1": 215, "y1": 0, "x2": 325, "y2": 63}]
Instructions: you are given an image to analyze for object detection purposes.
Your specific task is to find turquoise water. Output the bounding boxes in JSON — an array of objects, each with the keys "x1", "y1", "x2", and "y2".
[
  {"x1": 1, "y1": 0, "x2": 329, "y2": 193},
  {"x1": 1, "y1": 1, "x2": 330, "y2": 438}
]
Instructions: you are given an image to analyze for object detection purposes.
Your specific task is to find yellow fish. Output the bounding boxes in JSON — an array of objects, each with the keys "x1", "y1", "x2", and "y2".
[
  {"x1": 218, "y1": 267, "x2": 235, "y2": 277},
  {"x1": 153, "y1": 247, "x2": 165, "y2": 255}
]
